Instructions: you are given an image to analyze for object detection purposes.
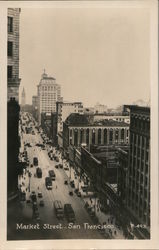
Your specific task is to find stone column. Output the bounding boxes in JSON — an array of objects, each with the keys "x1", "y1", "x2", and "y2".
[
  {"x1": 71, "y1": 128, "x2": 74, "y2": 145},
  {"x1": 89, "y1": 128, "x2": 92, "y2": 145},
  {"x1": 119, "y1": 128, "x2": 121, "y2": 144},
  {"x1": 78, "y1": 129, "x2": 81, "y2": 146},
  {"x1": 95, "y1": 128, "x2": 98, "y2": 145},
  {"x1": 113, "y1": 129, "x2": 115, "y2": 144},
  {"x1": 124, "y1": 128, "x2": 127, "y2": 143}
]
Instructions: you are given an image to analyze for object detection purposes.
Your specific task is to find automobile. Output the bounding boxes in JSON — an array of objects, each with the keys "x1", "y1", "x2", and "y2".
[
  {"x1": 39, "y1": 200, "x2": 44, "y2": 207},
  {"x1": 32, "y1": 202, "x2": 38, "y2": 211},
  {"x1": 70, "y1": 181, "x2": 75, "y2": 188},
  {"x1": 64, "y1": 180, "x2": 68, "y2": 185},
  {"x1": 55, "y1": 164, "x2": 59, "y2": 169},
  {"x1": 31, "y1": 191, "x2": 37, "y2": 202},
  {"x1": 64, "y1": 167, "x2": 69, "y2": 171},
  {"x1": 55, "y1": 157, "x2": 59, "y2": 162},
  {"x1": 38, "y1": 192, "x2": 42, "y2": 198},
  {"x1": 33, "y1": 210, "x2": 40, "y2": 219},
  {"x1": 77, "y1": 192, "x2": 81, "y2": 197},
  {"x1": 74, "y1": 188, "x2": 78, "y2": 194},
  {"x1": 59, "y1": 164, "x2": 63, "y2": 169},
  {"x1": 69, "y1": 191, "x2": 73, "y2": 196}
]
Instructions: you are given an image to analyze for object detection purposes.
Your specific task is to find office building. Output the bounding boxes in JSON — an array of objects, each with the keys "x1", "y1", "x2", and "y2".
[
  {"x1": 126, "y1": 106, "x2": 150, "y2": 228},
  {"x1": 7, "y1": 8, "x2": 21, "y2": 200},
  {"x1": 37, "y1": 70, "x2": 61, "y2": 123},
  {"x1": 56, "y1": 101, "x2": 83, "y2": 133}
]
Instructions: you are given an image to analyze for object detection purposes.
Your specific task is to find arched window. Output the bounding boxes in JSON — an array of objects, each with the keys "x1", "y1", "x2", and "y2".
[
  {"x1": 86, "y1": 128, "x2": 89, "y2": 145},
  {"x1": 74, "y1": 130, "x2": 78, "y2": 146},
  {"x1": 115, "y1": 129, "x2": 119, "y2": 142},
  {"x1": 104, "y1": 128, "x2": 107, "y2": 144},
  {"x1": 121, "y1": 128, "x2": 124, "y2": 140},
  {"x1": 109, "y1": 129, "x2": 113, "y2": 144},
  {"x1": 98, "y1": 129, "x2": 101, "y2": 144}
]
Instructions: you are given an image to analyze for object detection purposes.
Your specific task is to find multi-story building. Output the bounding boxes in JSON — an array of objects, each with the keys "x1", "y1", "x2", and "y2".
[
  {"x1": 32, "y1": 95, "x2": 38, "y2": 121},
  {"x1": 21, "y1": 87, "x2": 26, "y2": 106},
  {"x1": 7, "y1": 8, "x2": 21, "y2": 200},
  {"x1": 126, "y1": 106, "x2": 150, "y2": 229},
  {"x1": 8, "y1": 8, "x2": 21, "y2": 101},
  {"x1": 37, "y1": 70, "x2": 61, "y2": 124},
  {"x1": 63, "y1": 113, "x2": 129, "y2": 152},
  {"x1": 56, "y1": 101, "x2": 83, "y2": 133},
  {"x1": 94, "y1": 102, "x2": 108, "y2": 114}
]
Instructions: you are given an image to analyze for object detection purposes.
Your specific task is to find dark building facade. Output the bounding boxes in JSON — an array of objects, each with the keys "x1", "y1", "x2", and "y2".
[
  {"x1": 7, "y1": 8, "x2": 21, "y2": 200},
  {"x1": 126, "y1": 106, "x2": 150, "y2": 229},
  {"x1": 63, "y1": 113, "x2": 129, "y2": 153}
]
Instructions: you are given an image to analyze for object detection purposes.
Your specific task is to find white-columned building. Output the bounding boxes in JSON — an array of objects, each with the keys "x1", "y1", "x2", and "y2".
[{"x1": 37, "y1": 70, "x2": 62, "y2": 123}]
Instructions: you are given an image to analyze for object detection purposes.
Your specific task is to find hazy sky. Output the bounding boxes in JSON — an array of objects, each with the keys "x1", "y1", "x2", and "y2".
[{"x1": 19, "y1": 6, "x2": 150, "y2": 108}]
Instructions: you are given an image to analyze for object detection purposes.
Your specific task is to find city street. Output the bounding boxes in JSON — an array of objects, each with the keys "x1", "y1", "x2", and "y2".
[{"x1": 17, "y1": 116, "x2": 105, "y2": 239}]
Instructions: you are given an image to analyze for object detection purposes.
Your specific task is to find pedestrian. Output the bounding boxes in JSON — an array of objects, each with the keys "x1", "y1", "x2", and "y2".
[{"x1": 114, "y1": 230, "x2": 117, "y2": 235}]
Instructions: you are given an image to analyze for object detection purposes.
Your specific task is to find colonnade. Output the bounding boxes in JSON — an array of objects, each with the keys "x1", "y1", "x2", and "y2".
[{"x1": 69, "y1": 127, "x2": 129, "y2": 146}]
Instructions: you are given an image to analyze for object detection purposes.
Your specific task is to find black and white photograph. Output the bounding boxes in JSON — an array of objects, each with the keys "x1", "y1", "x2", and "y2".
[{"x1": 0, "y1": 0, "x2": 158, "y2": 249}]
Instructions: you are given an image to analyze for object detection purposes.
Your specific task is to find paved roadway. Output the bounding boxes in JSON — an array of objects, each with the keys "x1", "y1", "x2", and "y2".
[{"x1": 19, "y1": 124, "x2": 104, "y2": 239}]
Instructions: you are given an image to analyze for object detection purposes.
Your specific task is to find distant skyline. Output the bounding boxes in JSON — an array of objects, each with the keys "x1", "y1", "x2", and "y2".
[{"x1": 19, "y1": 5, "x2": 150, "y2": 108}]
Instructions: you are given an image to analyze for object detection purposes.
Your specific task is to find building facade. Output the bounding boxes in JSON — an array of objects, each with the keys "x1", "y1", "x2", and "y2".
[
  {"x1": 94, "y1": 102, "x2": 108, "y2": 113},
  {"x1": 56, "y1": 101, "x2": 83, "y2": 132},
  {"x1": 37, "y1": 70, "x2": 61, "y2": 124},
  {"x1": 8, "y1": 8, "x2": 21, "y2": 102},
  {"x1": 63, "y1": 114, "x2": 129, "y2": 152},
  {"x1": 93, "y1": 114, "x2": 130, "y2": 124},
  {"x1": 32, "y1": 95, "x2": 38, "y2": 121},
  {"x1": 126, "y1": 106, "x2": 150, "y2": 228},
  {"x1": 7, "y1": 8, "x2": 21, "y2": 200},
  {"x1": 21, "y1": 87, "x2": 26, "y2": 106}
]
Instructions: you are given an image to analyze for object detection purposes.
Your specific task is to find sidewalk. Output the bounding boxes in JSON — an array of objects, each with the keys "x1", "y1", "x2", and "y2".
[{"x1": 56, "y1": 153, "x2": 125, "y2": 239}]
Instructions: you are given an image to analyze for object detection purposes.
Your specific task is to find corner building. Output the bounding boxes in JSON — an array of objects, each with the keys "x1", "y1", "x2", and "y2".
[{"x1": 127, "y1": 106, "x2": 150, "y2": 228}]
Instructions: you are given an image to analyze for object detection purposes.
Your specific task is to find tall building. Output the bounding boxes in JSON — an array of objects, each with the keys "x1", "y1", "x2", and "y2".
[
  {"x1": 21, "y1": 87, "x2": 26, "y2": 106},
  {"x1": 126, "y1": 106, "x2": 150, "y2": 229},
  {"x1": 8, "y1": 8, "x2": 21, "y2": 102},
  {"x1": 32, "y1": 95, "x2": 38, "y2": 121},
  {"x1": 56, "y1": 101, "x2": 83, "y2": 133},
  {"x1": 7, "y1": 8, "x2": 21, "y2": 200},
  {"x1": 37, "y1": 70, "x2": 61, "y2": 124}
]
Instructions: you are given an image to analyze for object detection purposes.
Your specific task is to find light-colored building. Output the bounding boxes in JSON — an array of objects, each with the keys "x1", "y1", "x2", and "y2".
[
  {"x1": 56, "y1": 101, "x2": 83, "y2": 132},
  {"x1": 8, "y1": 8, "x2": 21, "y2": 101},
  {"x1": 21, "y1": 87, "x2": 26, "y2": 106},
  {"x1": 94, "y1": 102, "x2": 108, "y2": 114},
  {"x1": 93, "y1": 114, "x2": 130, "y2": 124},
  {"x1": 37, "y1": 70, "x2": 61, "y2": 124}
]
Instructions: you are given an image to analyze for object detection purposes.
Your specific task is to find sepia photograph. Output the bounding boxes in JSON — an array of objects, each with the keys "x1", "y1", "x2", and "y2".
[{"x1": 0, "y1": 0, "x2": 158, "y2": 249}]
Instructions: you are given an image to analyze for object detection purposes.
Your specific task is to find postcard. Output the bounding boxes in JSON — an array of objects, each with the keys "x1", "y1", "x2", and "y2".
[{"x1": 0, "y1": 0, "x2": 158, "y2": 249}]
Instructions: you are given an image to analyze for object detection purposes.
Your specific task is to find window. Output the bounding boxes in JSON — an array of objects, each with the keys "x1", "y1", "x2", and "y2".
[
  {"x1": 7, "y1": 65, "x2": 12, "y2": 78},
  {"x1": 8, "y1": 16, "x2": 13, "y2": 33},
  {"x1": 8, "y1": 41, "x2": 13, "y2": 57}
]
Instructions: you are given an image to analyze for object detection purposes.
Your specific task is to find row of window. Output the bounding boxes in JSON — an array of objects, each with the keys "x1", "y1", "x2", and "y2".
[{"x1": 40, "y1": 86, "x2": 57, "y2": 91}]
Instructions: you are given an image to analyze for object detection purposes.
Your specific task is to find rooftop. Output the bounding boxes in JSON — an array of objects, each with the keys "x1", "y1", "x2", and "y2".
[{"x1": 65, "y1": 113, "x2": 129, "y2": 127}]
